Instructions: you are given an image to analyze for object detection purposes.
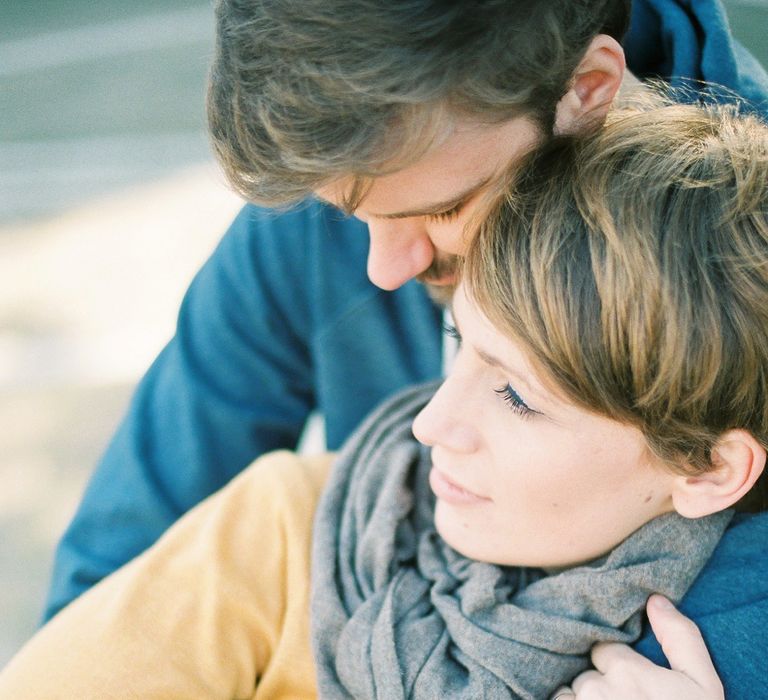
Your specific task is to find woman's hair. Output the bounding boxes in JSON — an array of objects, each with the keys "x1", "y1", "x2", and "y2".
[
  {"x1": 465, "y1": 97, "x2": 768, "y2": 511},
  {"x1": 207, "y1": 0, "x2": 630, "y2": 207}
]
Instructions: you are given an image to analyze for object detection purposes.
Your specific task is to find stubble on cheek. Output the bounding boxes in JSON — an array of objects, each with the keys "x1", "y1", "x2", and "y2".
[
  {"x1": 423, "y1": 282, "x2": 456, "y2": 307},
  {"x1": 416, "y1": 253, "x2": 460, "y2": 285},
  {"x1": 419, "y1": 251, "x2": 460, "y2": 306}
]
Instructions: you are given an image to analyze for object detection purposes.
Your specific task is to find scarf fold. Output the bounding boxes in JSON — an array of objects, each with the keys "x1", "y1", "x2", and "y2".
[{"x1": 311, "y1": 382, "x2": 732, "y2": 699}]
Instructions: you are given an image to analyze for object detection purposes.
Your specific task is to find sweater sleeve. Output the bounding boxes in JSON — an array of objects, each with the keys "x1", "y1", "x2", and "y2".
[{"x1": 0, "y1": 451, "x2": 332, "y2": 700}]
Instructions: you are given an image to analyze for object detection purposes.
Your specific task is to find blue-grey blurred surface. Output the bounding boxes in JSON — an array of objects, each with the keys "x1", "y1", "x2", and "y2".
[
  {"x1": 725, "y1": 0, "x2": 768, "y2": 68},
  {"x1": 0, "y1": 0, "x2": 214, "y2": 225}
]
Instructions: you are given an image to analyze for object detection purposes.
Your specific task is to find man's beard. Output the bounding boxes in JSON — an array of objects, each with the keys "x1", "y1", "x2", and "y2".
[{"x1": 417, "y1": 253, "x2": 460, "y2": 306}]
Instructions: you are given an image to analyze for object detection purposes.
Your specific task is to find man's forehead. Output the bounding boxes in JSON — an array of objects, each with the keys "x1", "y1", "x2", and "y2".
[
  {"x1": 366, "y1": 174, "x2": 494, "y2": 219},
  {"x1": 316, "y1": 114, "x2": 540, "y2": 216}
]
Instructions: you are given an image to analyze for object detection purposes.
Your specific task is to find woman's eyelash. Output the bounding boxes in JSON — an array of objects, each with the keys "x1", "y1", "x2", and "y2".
[
  {"x1": 441, "y1": 324, "x2": 538, "y2": 418},
  {"x1": 494, "y1": 384, "x2": 538, "y2": 418},
  {"x1": 426, "y1": 204, "x2": 462, "y2": 223},
  {"x1": 442, "y1": 323, "x2": 462, "y2": 343}
]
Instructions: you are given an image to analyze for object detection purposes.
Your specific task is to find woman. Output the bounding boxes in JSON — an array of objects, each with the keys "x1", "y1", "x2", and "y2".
[{"x1": 1, "y1": 99, "x2": 766, "y2": 699}]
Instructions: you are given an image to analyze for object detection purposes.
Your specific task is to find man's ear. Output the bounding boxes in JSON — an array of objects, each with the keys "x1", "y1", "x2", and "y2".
[
  {"x1": 553, "y1": 34, "x2": 626, "y2": 136},
  {"x1": 671, "y1": 430, "x2": 766, "y2": 518}
]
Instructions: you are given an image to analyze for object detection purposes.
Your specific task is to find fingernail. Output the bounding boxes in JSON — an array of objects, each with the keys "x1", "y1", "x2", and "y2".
[{"x1": 651, "y1": 594, "x2": 674, "y2": 610}]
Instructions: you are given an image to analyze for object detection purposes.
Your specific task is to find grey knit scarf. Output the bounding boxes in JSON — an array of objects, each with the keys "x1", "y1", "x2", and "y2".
[{"x1": 310, "y1": 382, "x2": 732, "y2": 699}]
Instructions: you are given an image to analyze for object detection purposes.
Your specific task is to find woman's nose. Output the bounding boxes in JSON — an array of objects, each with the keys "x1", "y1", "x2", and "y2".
[
  {"x1": 365, "y1": 218, "x2": 435, "y2": 290},
  {"x1": 412, "y1": 380, "x2": 480, "y2": 453}
]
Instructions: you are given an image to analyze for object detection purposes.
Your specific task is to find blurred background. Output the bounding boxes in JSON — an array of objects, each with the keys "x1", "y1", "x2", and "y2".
[
  {"x1": 0, "y1": 0, "x2": 766, "y2": 667},
  {"x1": 0, "y1": 0, "x2": 243, "y2": 665}
]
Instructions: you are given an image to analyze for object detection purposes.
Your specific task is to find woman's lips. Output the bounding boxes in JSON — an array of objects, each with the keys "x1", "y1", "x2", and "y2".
[{"x1": 429, "y1": 467, "x2": 490, "y2": 505}]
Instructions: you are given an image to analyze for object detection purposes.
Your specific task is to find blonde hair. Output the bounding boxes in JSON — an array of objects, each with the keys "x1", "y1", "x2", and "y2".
[{"x1": 465, "y1": 98, "x2": 768, "y2": 511}]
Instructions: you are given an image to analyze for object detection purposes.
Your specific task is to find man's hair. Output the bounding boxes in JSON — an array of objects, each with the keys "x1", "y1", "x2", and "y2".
[
  {"x1": 207, "y1": 0, "x2": 631, "y2": 207},
  {"x1": 465, "y1": 98, "x2": 768, "y2": 511}
]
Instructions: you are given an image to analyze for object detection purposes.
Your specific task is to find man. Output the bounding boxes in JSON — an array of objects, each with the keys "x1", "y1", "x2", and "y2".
[{"x1": 45, "y1": 0, "x2": 767, "y2": 695}]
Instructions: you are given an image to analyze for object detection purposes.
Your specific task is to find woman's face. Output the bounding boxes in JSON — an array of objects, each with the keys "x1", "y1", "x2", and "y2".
[{"x1": 412, "y1": 284, "x2": 678, "y2": 569}]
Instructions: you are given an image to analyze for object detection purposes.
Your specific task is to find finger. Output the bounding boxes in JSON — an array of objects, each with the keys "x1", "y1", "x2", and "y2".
[
  {"x1": 590, "y1": 641, "x2": 656, "y2": 674},
  {"x1": 646, "y1": 594, "x2": 721, "y2": 690},
  {"x1": 550, "y1": 686, "x2": 576, "y2": 700},
  {"x1": 571, "y1": 669, "x2": 603, "y2": 694}
]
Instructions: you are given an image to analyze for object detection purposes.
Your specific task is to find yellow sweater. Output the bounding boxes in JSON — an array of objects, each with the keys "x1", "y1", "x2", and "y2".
[{"x1": 0, "y1": 451, "x2": 333, "y2": 699}]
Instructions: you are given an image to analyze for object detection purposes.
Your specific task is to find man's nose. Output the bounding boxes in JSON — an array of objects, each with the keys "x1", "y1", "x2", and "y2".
[{"x1": 365, "y1": 218, "x2": 435, "y2": 290}]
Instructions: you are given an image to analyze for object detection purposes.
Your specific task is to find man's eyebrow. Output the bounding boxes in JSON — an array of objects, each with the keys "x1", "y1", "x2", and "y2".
[{"x1": 370, "y1": 175, "x2": 493, "y2": 219}]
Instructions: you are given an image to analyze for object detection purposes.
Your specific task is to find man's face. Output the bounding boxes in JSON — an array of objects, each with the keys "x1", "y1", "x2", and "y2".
[{"x1": 316, "y1": 115, "x2": 541, "y2": 290}]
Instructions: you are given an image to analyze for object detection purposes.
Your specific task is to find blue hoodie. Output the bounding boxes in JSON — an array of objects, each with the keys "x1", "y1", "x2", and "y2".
[{"x1": 44, "y1": 2, "x2": 768, "y2": 695}]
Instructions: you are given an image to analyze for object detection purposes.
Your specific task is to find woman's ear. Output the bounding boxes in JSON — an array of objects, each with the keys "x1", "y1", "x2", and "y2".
[
  {"x1": 671, "y1": 430, "x2": 766, "y2": 518},
  {"x1": 553, "y1": 34, "x2": 626, "y2": 136}
]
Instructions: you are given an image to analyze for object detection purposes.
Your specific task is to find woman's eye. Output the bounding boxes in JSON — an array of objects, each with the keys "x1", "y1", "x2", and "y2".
[
  {"x1": 494, "y1": 384, "x2": 539, "y2": 418},
  {"x1": 426, "y1": 204, "x2": 462, "y2": 223},
  {"x1": 442, "y1": 322, "x2": 462, "y2": 344}
]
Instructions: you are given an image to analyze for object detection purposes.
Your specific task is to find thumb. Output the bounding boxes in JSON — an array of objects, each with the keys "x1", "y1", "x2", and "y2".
[{"x1": 646, "y1": 594, "x2": 722, "y2": 693}]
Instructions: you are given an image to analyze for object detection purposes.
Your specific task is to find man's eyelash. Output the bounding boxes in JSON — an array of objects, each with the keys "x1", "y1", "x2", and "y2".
[
  {"x1": 494, "y1": 384, "x2": 538, "y2": 418},
  {"x1": 426, "y1": 204, "x2": 462, "y2": 223}
]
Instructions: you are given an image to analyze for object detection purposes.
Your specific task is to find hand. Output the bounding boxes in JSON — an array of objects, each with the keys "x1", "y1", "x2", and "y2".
[{"x1": 549, "y1": 594, "x2": 724, "y2": 700}]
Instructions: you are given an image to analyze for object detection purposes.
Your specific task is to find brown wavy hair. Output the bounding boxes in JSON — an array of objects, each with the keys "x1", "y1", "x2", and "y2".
[
  {"x1": 207, "y1": 0, "x2": 630, "y2": 207},
  {"x1": 465, "y1": 98, "x2": 768, "y2": 511}
]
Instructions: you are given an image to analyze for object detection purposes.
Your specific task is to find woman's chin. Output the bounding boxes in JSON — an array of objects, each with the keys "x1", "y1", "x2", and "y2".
[{"x1": 433, "y1": 505, "x2": 495, "y2": 563}]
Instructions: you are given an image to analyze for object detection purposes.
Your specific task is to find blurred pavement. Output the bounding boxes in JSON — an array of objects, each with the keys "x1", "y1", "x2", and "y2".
[
  {"x1": 0, "y1": 0, "x2": 245, "y2": 665},
  {"x1": 0, "y1": 166, "x2": 242, "y2": 664}
]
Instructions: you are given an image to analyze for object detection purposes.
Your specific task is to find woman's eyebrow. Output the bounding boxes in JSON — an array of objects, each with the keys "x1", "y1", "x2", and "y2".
[
  {"x1": 450, "y1": 298, "x2": 537, "y2": 393},
  {"x1": 475, "y1": 347, "x2": 529, "y2": 386},
  {"x1": 369, "y1": 175, "x2": 493, "y2": 220},
  {"x1": 474, "y1": 345, "x2": 559, "y2": 409}
]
